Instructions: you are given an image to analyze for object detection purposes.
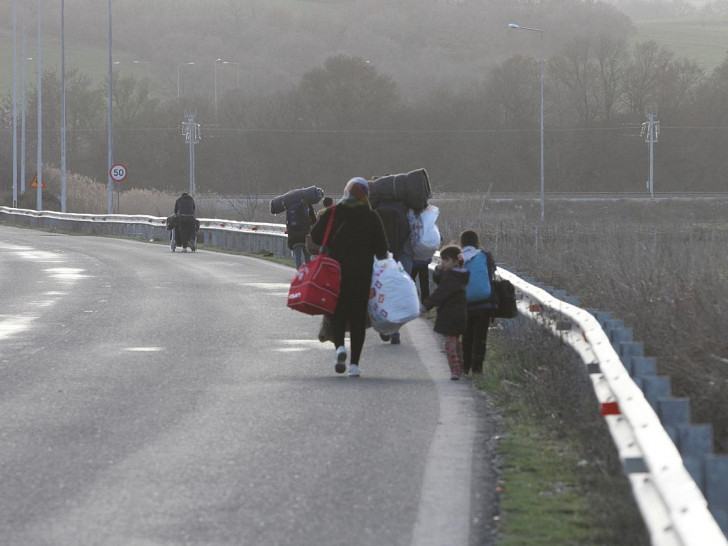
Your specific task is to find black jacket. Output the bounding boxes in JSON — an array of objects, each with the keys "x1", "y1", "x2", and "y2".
[
  {"x1": 174, "y1": 194, "x2": 196, "y2": 216},
  {"x1": 374, "y1": 200, "x2": 410, "y2": 260},
  {"x1": 310, "y1": 202, "x2": 388, "y2": 291},
  {"x1": 423, "y1": 267, "x2": 470, "y2": 336}
]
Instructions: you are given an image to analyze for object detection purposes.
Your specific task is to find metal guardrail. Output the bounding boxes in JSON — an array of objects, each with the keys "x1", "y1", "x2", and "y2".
[
  {"x1": 2, "y1": 206, "x2": 727, "y2": 544},
  {"x1": 498, "y1": 267, "x2": 728, "y2": 546},
  {"x1": 0, "y1": 207, "x2": 290, "y2": 258}
]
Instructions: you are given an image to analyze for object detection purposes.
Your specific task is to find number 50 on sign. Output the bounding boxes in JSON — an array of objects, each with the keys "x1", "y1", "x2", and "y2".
[{"x1": 109, "y1": 163, "x2": 128, "y2": 182}]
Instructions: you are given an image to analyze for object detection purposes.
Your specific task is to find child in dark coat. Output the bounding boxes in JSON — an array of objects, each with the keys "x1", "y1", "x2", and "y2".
[{"x1": 420, "y1": 245, "x2": 470, "y2": 380}]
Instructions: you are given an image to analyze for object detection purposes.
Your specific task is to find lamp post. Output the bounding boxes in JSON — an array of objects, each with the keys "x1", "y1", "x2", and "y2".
[
  {"x1": 12, "y1": 0, "x2": 18, "y2": 208},
  {"x1": 36, "y1": 0, "x2": 42, "y2": 211},
  {"x1": 177, "y1": 62, "x2": 194, "y2": 100},
  {"x1": 21, "y1": 56, "x2": 32, "y2": 195},
  {"x1": 508, "y1": 22, "x2": 545, "y2": 221},
  {"x1": 107, "y1": 0, "x2": 113, "y2": 214},
  {"x1": 214, "y1": 58, "x2": 221, "y2": 120}
]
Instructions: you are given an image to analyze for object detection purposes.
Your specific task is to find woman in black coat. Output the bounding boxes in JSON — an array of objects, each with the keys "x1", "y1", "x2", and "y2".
[{"x1": 309, "y1": 178, "x2": 388, "y2": 377}]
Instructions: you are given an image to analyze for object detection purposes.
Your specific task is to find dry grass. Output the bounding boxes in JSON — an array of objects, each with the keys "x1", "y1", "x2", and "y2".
[{"x1": 438, "y1": 196, "x2": 728, "y2": 454}]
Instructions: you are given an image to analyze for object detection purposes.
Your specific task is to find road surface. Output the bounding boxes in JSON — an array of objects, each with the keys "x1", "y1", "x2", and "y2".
[{"x1": 0, "y1": 226, "x2": 497, "y2": 546}]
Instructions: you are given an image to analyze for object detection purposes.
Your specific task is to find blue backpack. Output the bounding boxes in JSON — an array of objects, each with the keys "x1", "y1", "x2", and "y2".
[{"x1": 464, "y1": 251, "x2": 493, "y2": 302}]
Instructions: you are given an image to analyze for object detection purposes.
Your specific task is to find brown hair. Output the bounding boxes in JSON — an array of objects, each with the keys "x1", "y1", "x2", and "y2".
[
  {"x1": 460, "y1": 230, "x2": 480, "y2": 248},
  {"x1": 440, "y1": 245, "x2": 463, "y2": 266}
]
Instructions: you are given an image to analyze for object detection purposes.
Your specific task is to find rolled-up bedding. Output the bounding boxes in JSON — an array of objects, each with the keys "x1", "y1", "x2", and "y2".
[
  {"x1": 368, "y1": 168, "x2": 431, "y2": 210},
  {"x1": 270, "y1": 186, "x2": 324, "y2": 215}
]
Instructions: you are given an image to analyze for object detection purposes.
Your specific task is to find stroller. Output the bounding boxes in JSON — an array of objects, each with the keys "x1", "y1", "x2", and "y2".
[{"x1": 167, "y1": 215, "x2": 199, "y2": 252}]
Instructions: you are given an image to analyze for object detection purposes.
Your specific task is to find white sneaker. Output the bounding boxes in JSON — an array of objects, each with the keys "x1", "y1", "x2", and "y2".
[
  {"x1": 335, "y1": 346, "x2": 347, "y2": 374},
  {"x1": 348, "y1": 364, "x2": 360, "y2": 377}
]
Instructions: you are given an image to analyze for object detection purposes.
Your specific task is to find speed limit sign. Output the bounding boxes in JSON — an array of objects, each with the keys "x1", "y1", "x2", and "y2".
[{"x1": 109, "y1": 163, "x2": 128, "y2": 182}]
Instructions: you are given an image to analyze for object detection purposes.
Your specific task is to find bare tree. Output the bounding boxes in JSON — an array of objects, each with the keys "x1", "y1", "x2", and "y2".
[
  {"x1": 594, "y1": 34, "x2": 628, "y2": 123},
  {"x1": 622, "y1": 40, "x2": 674, "y2": 116},
  {"x1": 549, "y1": 36, "x2": 601, "y2": 125},
  {"x1": 487, "y1": 55, "x2": 540, "y2": 126}
]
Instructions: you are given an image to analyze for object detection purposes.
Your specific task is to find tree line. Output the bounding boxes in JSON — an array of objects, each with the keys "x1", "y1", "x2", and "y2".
[{"x1": 1, "y1": 0, "x2": 728, "y2": 203}]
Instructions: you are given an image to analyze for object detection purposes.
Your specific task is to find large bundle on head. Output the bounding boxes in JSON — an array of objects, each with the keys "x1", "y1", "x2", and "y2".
[
  {"x1": 367, "y1": 168, "x2": 431, "y2": 210},
  {"x1": 270, "y1": 186, "x2": 324, "y2": 215}
]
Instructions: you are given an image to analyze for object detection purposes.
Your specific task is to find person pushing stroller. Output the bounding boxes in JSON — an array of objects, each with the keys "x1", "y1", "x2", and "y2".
[{"x1": 171, "y1": 192, "x2": 197, "y2": 252}]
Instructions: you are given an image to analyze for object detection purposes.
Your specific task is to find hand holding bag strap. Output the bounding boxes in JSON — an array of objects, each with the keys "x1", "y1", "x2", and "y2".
[{"x1": 319, "y1": 206, "x2": 337, "y2": 253}]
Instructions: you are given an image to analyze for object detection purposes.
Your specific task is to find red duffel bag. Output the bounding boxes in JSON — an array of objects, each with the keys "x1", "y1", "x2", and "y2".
[{"x1": 287, "y1": 206, "x2": 341, "y2": 315}]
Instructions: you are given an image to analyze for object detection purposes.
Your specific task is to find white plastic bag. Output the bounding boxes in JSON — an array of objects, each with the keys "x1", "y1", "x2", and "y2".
[
  {"x1": 368, "y1": 254, "x2": 421, "y2": 335},
  {"x1": 408, "y1": 205, "x2": 441, "y2": 261}
]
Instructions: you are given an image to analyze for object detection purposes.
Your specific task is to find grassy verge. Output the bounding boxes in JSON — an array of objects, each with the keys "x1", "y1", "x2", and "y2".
[{"x1": 473, "y1": 319, "x2": 650, "y2": 545}]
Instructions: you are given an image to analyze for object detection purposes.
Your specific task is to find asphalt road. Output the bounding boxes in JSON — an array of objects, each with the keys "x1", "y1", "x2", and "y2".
[{"x1": 0, "y1": 226, "x2": 497, "y2": 546}]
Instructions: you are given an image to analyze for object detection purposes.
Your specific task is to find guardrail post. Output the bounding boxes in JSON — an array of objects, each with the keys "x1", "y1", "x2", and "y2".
[
  {"x1": 704, "y1": 455, "x2": 728, "y2": 534},
  {"x1": 658, "y1": 397, "x2": 691, "y2": 441},
  {"x1": 641, "y1": 375, "x2": 671, "y2": 408},
  {"x1": 630, "y1": 356, "x2": 669, "y2": 376},
  {"x1": 677, "y1": 424, "x2": 714, "y2": 491}
]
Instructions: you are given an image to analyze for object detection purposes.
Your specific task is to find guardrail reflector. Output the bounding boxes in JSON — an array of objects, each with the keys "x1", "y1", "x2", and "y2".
[{"x1": 601, "y1": 401, "x2": 621, "y2": 416}]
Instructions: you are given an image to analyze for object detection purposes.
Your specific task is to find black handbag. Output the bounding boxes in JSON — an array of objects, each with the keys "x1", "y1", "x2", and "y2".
[{"x1": 491, "y1": 278, "x2": 518, "y2": 318}]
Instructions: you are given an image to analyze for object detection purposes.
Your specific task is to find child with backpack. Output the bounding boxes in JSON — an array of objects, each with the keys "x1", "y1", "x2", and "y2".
[
  {"x1": 460, "y1": 230, "x2": 497, "y2": 375},
  {"x1": 420, "y1": 245, "x2": 470, "y2": 380}
]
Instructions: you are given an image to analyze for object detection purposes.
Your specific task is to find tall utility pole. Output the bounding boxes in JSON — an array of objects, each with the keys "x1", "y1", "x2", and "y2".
[
  {"x1": 12, "y1": 0, "x2": 18, "y2": 207},
  {"x1": 21, "y1": 4, "x2": 29, "y2": 195},
  {"x1": 641, "y1": 113, "x2": 660, "y2": 199},
  {"x1": 107, "y1": 0, "x2": 114, "y2": 214},
  {"x1": 508, "y1": 23, "x2": 545, "y2": 221},
  {"x1": 61, "y1": 0, "x2": 67, "y2": 212},
  {"x1": 36, "y1": 0, "x2": 42, "y2": 211},
  {"x1": 182, "y1": 114, "x2": 201, "y2": 197}
]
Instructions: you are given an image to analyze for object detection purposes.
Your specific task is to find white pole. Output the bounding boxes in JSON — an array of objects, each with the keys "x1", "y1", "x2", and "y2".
[
  {"x1": 107, "y1": 0, "x2": 114, "y2": 214},
  {"x1": 21, "y1": 2, "x2": 28, "y2": 195},
  {"x1": 214, "y1": 58, "x2": 221, "y2": 122},
  {"x1": 36, "y1": 0, "x2": 42, "y2": 211},
  {"x1": 188, "y1": 114, "x2": 194, "y2": 195},
  {"x1": 12, "y1": 0, "x2": 18, "y2": 207},
  {"x1": 61, "y1": 0, "x2": 67, "y2": 212},
  {"x1": 508, "y1": 23, "x2": 545, "y2": 221},
  {"x1": 539, "y1": 34, "x2": 545, "y2": 222},
  {"x1": 649, "y1": 115, "x2": 655, "y2": 199}
]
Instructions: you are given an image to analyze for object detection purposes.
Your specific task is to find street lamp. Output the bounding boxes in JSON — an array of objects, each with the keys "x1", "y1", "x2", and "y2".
[
  {"x1": 177, "y1": 62, "x2": 194, "y2": 100},
  {"x1": 508, "y1": 22, "x2": 545, "y2": 221},
  {"x1": 132, "y1": 59, "x2": 150, "y2": 78}
]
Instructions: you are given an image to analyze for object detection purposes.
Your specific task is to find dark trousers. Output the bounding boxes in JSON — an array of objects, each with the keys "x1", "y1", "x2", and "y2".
[
  {"x1": 463, "y1": 312, "x2": 491, "y2": 374},
  {"x1": 178, "y1": 215, "x2": 196, "y2": 248},
  {"x1": 410, "y1": 264, "x2": 430, "y2": 302},
  {"x1": 331, "y1": 276, "x2": 369, "y2": 365}
]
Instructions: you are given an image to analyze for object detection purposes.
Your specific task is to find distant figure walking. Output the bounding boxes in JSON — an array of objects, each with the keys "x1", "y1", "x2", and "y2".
[
  {"x1": 174, "y1": 192, "x2": 196, "y2": 252},
  {"x1": 309, "y1": 178, "x2": 388, "y2": 377},
  {"x1": 286, "y1": 199, "x2": 317, "y2": 268}
]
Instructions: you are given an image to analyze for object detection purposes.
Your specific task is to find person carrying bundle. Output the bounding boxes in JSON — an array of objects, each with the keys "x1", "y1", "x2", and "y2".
[
  {"x1": 173, "y1": 192, "x2": 197, "y2": 252},
  {"x1": 285, "y1": 199, "x2": 316, "y2": 268}
]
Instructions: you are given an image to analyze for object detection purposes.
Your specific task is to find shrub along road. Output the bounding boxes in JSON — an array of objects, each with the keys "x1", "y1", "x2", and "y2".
[{"x1": 0, "y1": 226, "x2": 497, "y2": 546}]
